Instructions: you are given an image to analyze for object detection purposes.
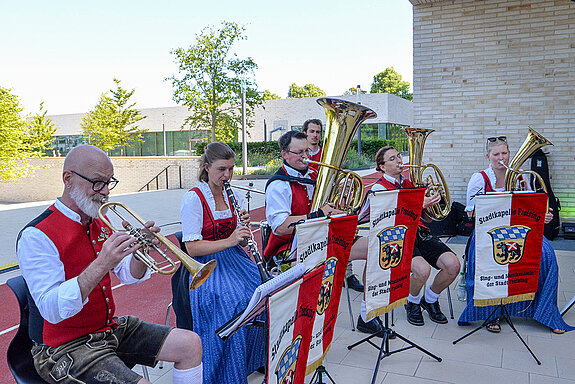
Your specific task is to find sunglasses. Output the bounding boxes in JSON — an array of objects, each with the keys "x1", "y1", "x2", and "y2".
[{"x1": 486, "y1": 136, "x2": 507, "y2": 151}]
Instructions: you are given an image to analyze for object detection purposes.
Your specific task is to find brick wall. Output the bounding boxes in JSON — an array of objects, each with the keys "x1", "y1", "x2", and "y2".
[
  {"x1": 410, "y1": 0, "x2": 575, "y2": 220},
  {"x1": 0, "y1": 157, "x2": 201, "y2": 203}
]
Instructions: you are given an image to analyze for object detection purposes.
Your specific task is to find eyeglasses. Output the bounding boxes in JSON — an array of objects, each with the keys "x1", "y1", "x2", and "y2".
[
  {"x1": 486, "y1": 136, "x2": 507, "y2": 151},
  {"x1": 487, "y1": 136, "x2": 507, "y2": 144},
  {"x1": 383, "y1": 153, "x2": 402, "y2": 163},
  {"x1": 70, "y1": 170, "x2": 119, "y2": 192},
  {"x1": 287, "y1": 149, "x2": 310, "y2": 157}
]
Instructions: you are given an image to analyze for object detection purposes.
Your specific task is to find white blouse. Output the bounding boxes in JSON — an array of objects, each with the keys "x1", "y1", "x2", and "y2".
[
  {"x1": 181, "y1": 181, "x2": 245, "y2": 242},
  {"x1": 466, "y1": 165, "x2": 530, "y2": 212}
]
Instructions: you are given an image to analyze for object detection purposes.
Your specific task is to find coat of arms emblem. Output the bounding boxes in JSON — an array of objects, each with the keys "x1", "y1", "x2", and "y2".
[
  {"x1": 317, "y1": 257, "x2": 337, "y2": 315},
  {"x1": 275, "y1": 335, "x2": 302, "y2": 384},
  {"x1": 488, "y1": 225, "x2": 531, "y2": 265},
  {"x1": 377, "y1": 225, "x2": 407, "y2": 269}
]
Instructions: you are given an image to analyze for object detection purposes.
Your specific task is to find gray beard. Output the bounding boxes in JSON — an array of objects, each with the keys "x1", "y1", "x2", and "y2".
[{"x1": 70, "y1": 186, "x2": 107, "y2": 219}]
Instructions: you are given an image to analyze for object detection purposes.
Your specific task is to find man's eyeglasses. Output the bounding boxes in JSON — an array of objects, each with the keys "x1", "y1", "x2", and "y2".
[
  {"x1": 70, "y1": 170, "x2": 119, "y2": 192},
  {"x1": 287, "y1": 149, "x2": 310, "y2": 157}
]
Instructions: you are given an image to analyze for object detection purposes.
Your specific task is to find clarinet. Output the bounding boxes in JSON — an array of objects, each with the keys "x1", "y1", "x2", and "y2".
[{"x1": 222, "y1": 181, "x2": 272, "y2": 282}]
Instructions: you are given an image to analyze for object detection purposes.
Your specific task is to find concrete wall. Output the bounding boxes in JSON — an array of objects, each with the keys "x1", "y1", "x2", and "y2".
[
  {"x1": 409, "y1": 0, "x2": 575, "y2": 220},
  {"x1": 0, "y1": 157, "x2": 201, "y2": 203}
]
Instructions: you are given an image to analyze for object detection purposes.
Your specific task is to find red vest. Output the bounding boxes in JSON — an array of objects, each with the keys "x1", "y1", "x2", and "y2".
[
  {"x1": 32, "y1": 205, "x2": 116, "y2": 347},
  {"x1": 309, "y1": 148, "x2": 322, "y2": 179},
  {"x1": 264, "y1": 168, "x2": 312, "y2": 259},
  {"x1": 189, "y1": 187, "x2": 237, "y2": 241},
  {"x1": 480, "y1": 171, "x2": 496, "y2": 193}
]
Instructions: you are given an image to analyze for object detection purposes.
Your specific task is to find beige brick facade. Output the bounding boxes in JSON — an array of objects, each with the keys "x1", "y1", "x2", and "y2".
[
  {"x1": 409, "y1": 0, "x2": 575, "y2": 220},
  {"x1": 0, "y1": 157, "x2": 201, "y2": 203}
]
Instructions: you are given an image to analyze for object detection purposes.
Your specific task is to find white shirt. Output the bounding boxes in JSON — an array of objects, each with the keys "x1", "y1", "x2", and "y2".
[
  {"x1": 265, "y1": 164, "x2": 314, "y2": 234},
  {"x1": 17, "y1": 199, "x2": 150, "y2": 325},
  {"x1": 180, "y1": 181, "x2": 245, "y2": 242},
  {"x1": 466, "y1": 165, "x2": 532, "y2": 212},
  {"x1": 358, "y1": 173, "x2": 405, "y2": 222}
]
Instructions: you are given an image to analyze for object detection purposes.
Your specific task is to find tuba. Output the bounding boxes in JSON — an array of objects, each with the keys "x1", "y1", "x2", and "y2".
[
  {"x1": 501, "y1": 127, "x2": 553, "y2": 193},
  {"x1": 98, "y1": 201, "x2": 216, "y2": 290},
  {"x1": 402, "y1": 128, "x2": 451, "y2": 221},
  {"x1": 309, "y1": 97, "x2": 377, "y2": 213}
]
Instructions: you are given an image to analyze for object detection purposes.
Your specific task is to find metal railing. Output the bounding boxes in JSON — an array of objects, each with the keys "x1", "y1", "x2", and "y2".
[{"x1": 139, "y1": 165, "x2": 182, "y2": 192}]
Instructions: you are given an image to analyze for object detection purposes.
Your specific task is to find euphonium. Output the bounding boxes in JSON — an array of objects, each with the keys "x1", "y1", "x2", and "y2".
[
  {"x1": 309, "y1": 97, "x2": 377, "y2": 213},
  {"x1": 501, "y1": 127, "x2": 553, "y2": 193},
  {"x1": 98, "y1": 201, "x2": 216, "y2": 290},
  {"x1": 402, "y1": 128, "x2": 451, "y2": 221}
]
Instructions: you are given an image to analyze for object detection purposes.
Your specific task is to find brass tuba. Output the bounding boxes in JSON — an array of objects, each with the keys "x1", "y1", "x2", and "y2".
[
  {"x1": 309, "y1": 98, "x2": 377, "y2": 213},
  {"x1": 402, "y1": 128, "x2": 451, "y2": 221},
  {"x1": 501, "y1": 127, "x2": 553, "y2": 193},
  {"x1": 98, "y1": 201, "x2": 216, "y2": 290}
]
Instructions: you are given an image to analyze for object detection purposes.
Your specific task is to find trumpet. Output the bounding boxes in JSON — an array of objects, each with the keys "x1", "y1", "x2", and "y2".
[
  {"x1": 97, "y1": 201, "x2": 216, "y2": 290},
  {"x1": 222, "y1": 181, "x2": 272, "y2": 282}
]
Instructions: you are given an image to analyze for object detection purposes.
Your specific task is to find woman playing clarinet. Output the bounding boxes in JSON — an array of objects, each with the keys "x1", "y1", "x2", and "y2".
[{"x1": 176, "y1": 142, "x2": 265, "y2": 383}]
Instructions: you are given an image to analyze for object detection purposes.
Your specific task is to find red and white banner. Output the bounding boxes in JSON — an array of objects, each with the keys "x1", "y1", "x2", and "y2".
[
  {"x1": 267, "y1": 266, "x2": 324, "y2": 384},
  {"x1": 474, "y1": 192, "x2": 547, "y2": 306},
  {"x1": 366, "y1": 189, "x2": 425, "y2": 320},
  {"x1": 295, "y1": 215, "x2": 357, "y2": 374}
]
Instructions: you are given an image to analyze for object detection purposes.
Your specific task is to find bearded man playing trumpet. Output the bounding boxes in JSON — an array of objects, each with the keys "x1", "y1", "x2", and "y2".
[
  {"x1": 17, "y1": 145, "x2": 203, "y2": 384},
  {"x1": 359, "y1": 146, "x2": 460, "y2": 327}
]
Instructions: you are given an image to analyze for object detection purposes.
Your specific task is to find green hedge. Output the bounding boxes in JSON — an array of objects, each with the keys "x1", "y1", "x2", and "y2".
[{"x1": 195, "y1": 138, "x2": 398, "y2": 167}]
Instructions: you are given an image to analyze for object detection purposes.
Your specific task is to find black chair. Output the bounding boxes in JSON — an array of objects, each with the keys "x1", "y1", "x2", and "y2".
[
  {"x1": 6, "y1": 276, "x2": 47, "y2": 384},
  {"x1": 170, "y1": 231, "x2": 193, "y2": 331}
]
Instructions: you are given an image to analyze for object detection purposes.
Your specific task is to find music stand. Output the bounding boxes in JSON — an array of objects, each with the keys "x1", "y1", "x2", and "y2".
[
  {"x1": 347, "y1": 312, "x2": 442, "y2": 384},
  {"x1": 308, "y1": 365, "x2": 336, "y2": 384},
  {"x1": 453, "y1": 304, "x2": 541, "y2": 365},
  {"x1": 560, "y1": 294, "x2": 575, "y2": 317}
]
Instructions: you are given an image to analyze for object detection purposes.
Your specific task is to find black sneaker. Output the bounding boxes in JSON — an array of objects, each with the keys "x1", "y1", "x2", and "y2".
[
  {"x1": 420, "y1": 296, "x2": 448, "y2": 324},
  {"x1": 357, "y1": 315, "x2": 383, "y2": 337},
  {"x1": 346, "y1": 275, "x2": 364, "y2": 292},
  {"x1": 404, "y1": 302, "x2": 425, "y2": 326}
]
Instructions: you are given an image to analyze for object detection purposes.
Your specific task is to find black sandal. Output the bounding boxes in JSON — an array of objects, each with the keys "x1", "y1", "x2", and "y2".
[{"x1": 486, "y1": 318, "x2": 501, "y2": 333}]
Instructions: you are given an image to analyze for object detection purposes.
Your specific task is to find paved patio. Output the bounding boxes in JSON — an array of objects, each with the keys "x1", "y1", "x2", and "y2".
[{"x1": 1, "y1": 177, "x2": 574, "y2": 384}]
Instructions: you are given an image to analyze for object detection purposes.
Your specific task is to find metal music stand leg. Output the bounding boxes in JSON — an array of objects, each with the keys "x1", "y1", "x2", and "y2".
[
  {"x1": 446, "y1": 286, "x2": 454, "y2": 319},
  {"x1": 347, "y1": 313, "x2": 442, "y2": 384},
  {"x1": 453, "y1": 304, "x2": 541, "y2": 365},
  {"x1": 308, "y1": 365, "x2": 336, "y2": 384},
  {"x1": 560, "y1": 294, "x2": 575, "y2": 316},
  {"x1": 343, "y1": 278, "x2": 356, "y2": 331}
]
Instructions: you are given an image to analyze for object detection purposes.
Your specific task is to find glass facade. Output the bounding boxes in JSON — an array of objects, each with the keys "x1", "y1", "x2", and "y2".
[
  {"x1": 50, "y1": 129, "x2": 211, "y2": 157},
  {"x1": 358, "y1": 123, "x2": 409, "y2": 151}
]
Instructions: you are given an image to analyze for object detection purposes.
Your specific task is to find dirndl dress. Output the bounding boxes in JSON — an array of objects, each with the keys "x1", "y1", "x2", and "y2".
[{"x1": 458, "y1": 233, "x2": 574, "y2": 332}]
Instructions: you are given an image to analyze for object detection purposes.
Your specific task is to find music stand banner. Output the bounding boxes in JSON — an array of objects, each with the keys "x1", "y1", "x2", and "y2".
[
  {"x1": 366, "y1": 188, "x2": 425, "y2": 321},
  {"x1": 266, "y1": 265, "x2": 324, "y2": 384},
  {"x1": 295, "y1": 215, "x2": 357, "y2": 374},
  {"x1": 474, "y1": 192, "x2": 546, "y2": 306}
]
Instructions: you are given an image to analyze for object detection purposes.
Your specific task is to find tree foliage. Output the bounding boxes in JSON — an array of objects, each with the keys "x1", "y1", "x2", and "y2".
[
  {"x1": 81, "y1": 79, "x2": 147, "y2": 155},
  {"x1": 29, "y1": 102, "x2": 56, "y2": 156},
  {"x1": 168, "y1": 21, "x2": 261, "y2": 143},
  {"x1": 287, "y1": 83, "x2": 326, "y2": 98},
  {"x1": 343, "y1": 87, "x2": 367, "y2": 96},
  {"x1": 370, "y1": 67, "x2": 413, "y2": 101},
  {"x1": 0, "y1": 87, "x2": 36, "y2": 182},
  {"x1": 263, "y1": 90, "x2": 281, "y2": 100}
]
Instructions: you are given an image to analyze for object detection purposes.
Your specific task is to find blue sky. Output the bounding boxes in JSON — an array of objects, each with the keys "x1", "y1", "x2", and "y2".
[{"x1": 0, "y1": 0, "x2": 413, "y2": 115}]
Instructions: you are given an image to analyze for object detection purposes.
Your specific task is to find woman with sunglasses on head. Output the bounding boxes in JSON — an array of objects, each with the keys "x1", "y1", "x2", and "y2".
[
  {"x1": 174, "y1": 142, "x2": 265, "y2": 383},
  {"x1": 457, "y1": 136, "x2": 573, "y2": 334}
]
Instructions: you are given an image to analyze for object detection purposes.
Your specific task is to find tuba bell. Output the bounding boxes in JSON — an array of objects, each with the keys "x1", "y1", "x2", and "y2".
[
  {"x1": 309, "y1": 97, "x2": 377, "y2": 213},
  {"x1": 501, "y1": 127, "x2": 553, "y2": 193},
  {"x1": 402, "y1": 127, "x2": 451, "y2": 221},
  {"x1": 98, "y1": 201, "x2": 216, "y2": 290}
]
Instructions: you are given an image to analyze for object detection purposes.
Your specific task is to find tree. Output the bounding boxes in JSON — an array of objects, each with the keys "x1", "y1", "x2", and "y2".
[
  {"x1": 29, "y1": 102, "x2": 57, "y2": 156},
  {"x1": 0, "y1": 87, "x2": 36, "y2": 182},
  {"x1": 81, "y1": 79, "x2": 147, "y2": 155},
  {"x1": 370, "y1": 67, "x2": 413, "y2": 101},
  {"x1": 168, "y1": 21, "x2": 260, "y2": 143},
  {"x1": 287, "y1": 83, "x2": 326, "y2": 98},
  {"x1": 343, "y1": 87, "x2": 367, "y2": 96},
  {"x1": 263, "y1": 90, "x2": 281, "y2": 100}
]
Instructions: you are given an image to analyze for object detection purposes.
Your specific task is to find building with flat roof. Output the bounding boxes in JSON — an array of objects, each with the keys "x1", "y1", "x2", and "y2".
[{"x1": 46, "y1": 93, "x2": 413, "y2": 156}]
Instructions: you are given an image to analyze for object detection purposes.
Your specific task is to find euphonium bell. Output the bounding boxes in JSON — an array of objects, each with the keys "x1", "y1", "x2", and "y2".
[
  {"x1": 310, "y1": 98, "x2": 377, "y2": 213},
  {"x1": 98, "y1": 201, "x2": 216, "y2": 290},
  {"x1": 502, "y1": 127, "x2": 553, "y2": 193},
  {"x1": 402, "y1": 127, "x2": 451, "y2": 221}
]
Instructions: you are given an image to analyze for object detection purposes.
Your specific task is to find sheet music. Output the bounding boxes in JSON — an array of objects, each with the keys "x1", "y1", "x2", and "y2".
[{"x1": 217, "y1": 263, "x2": 306, "y2": 338}]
